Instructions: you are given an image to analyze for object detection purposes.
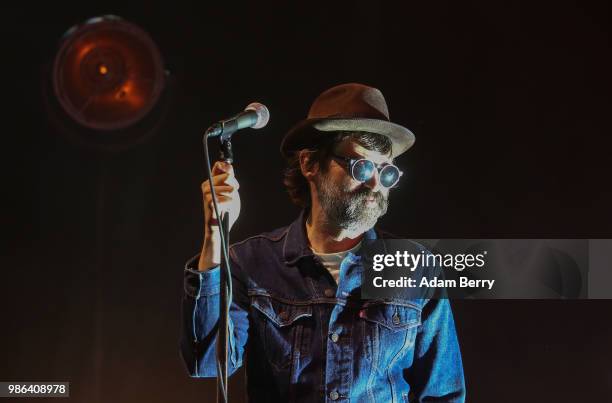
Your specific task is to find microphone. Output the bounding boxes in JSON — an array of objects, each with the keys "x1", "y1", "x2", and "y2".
[{"x1": 206, "y1": 102, "x2": 270, "y2": 140}]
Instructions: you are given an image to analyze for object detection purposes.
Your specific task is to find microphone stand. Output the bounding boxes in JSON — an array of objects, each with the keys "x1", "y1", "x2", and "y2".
[
  {"x1": 202, "y1": 126, "x2": 234, "y2": 403},
  {"x1": 203, "y1": 100, "x2": 269, "y2": 401},
  {"x1": 216, "y1": 139, "x2": 233, "y2": 403}
]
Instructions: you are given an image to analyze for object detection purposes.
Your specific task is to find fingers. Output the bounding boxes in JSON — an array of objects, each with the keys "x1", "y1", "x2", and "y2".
[
  {"x1": 204, "y1": 193, "x2": 236, "y2": 204},
  {"x1": 202, "y1": 174, "x2": 239, "y2": 193},
  {"x1": 211, "y1": 161, "x2": 233, "y2": 176},
  {"x1": 210, "y1": 174, "x2": 239, "y2": 188},
  {"x1": 200, "y1": 161, "x2": 242, "y2": 237},
  {"x1": 202, "y1": 162, "x2": 239, "y2": 194},
  {"x1": 203, "y1": 184, "x2": 236, "y2": 195}
]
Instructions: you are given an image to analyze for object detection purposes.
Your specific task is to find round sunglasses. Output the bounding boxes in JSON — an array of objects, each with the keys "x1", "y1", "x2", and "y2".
[{"x1": 330, "y1": 153, "x2": 403, "y2": 188}]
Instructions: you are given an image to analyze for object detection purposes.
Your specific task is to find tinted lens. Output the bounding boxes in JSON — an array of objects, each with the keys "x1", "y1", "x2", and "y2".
[
  {"x1": 351, "y1": 159, "x2": 375, "y2": 182},
  {"x1": 379, "y1": 165, "x2": 400, "y2": 188}
]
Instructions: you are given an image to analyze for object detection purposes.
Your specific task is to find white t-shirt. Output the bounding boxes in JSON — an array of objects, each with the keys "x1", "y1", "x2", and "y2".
[{"x1": 311, "y1": 241, "x2": 363, "y2": 284}]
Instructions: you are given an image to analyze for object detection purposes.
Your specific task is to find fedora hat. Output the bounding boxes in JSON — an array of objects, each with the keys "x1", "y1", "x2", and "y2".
[{"x1": 280, "y1": 83, "x2": 415, "y2": 158}]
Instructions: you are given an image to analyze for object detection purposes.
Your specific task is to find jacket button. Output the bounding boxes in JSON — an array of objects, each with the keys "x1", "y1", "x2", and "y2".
[
  {"x1": 329, "y1": 391, "x2": 339, "y2": 400},
  {"x1": 392, "y1": 313, "x2": 401, "y2": 325},
  {"x1": 324, "y1": 289, "x2": 335, "y2": 297},
  {"x1": 279, "y1": 311, "x2": 289, "y2": 321},
  {"x1": 330, "y1": 332, "x2": 339, "y2": 343}
]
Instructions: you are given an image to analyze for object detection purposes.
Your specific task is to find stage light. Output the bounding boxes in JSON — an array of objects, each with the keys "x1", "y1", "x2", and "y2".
[
  {"x1": 52, "y1": 15, "x2": 165, "y2": 130},
  {"x1": 44, "y1": 15, "x2": 172, "y2": 151}
]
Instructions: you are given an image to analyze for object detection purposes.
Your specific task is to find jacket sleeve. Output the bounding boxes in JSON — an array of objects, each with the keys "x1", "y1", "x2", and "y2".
[
  {"x1": 404, "y1": 297, "x2": 466, "y2": 402},
  {"x1": 179, "y1": 253, "x2": 250, "y2": 378}
]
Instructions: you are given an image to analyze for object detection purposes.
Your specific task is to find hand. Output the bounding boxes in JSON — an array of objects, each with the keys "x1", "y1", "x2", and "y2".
[{"x1": 198, "y1": 161, "x2": 241, "y2": 270}]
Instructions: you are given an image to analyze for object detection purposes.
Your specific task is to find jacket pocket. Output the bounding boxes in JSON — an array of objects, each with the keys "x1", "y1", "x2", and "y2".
[
  {"x1": 359, "y1": 301, "x2": 421, "y2": 331},
  {"x1": 251, "y1": 294, "x2": 313, "y2": 371},
  {"x1": 359, "y1": 301, "x2": 421, "y2": 366}
]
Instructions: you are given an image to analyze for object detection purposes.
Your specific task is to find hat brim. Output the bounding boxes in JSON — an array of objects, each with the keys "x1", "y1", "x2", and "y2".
[{"x1": 280, "y1": 118, "x2": 415, "y2": 159}]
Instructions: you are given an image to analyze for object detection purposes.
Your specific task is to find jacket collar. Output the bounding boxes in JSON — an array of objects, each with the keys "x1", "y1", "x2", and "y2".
[{"x1": 282, "y1": 209, "x2": 378, "y2": 266}]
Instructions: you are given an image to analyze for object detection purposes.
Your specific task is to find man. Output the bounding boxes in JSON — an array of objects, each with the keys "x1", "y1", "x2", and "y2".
[{"x1": 180, "y1": 83, "x2": 466, "y2": 402}]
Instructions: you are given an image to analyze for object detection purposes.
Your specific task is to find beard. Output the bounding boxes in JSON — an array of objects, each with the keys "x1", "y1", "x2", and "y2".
[{"x1": 314, "y1": 173, "x2": 389, "y2": 233}]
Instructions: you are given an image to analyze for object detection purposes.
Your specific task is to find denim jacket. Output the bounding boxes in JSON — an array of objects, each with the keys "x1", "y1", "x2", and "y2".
[{"x1": 180, "y1": 211, "x2": 465, "y2": 402}]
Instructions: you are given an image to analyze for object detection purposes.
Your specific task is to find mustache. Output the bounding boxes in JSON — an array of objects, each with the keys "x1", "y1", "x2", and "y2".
[{"x1": 352, "y1": 187, "x2": 385, "y2": 203}]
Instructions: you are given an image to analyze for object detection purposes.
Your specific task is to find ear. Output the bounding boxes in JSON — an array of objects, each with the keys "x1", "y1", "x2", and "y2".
[{"x1": 298, "y1": 150, "x2": 319, "y2": 180}]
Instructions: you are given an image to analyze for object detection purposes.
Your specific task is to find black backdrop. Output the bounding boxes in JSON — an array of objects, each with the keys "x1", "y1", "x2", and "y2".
[{"x1": 2, "y1": 1, "x2": 611, "y2": 402}]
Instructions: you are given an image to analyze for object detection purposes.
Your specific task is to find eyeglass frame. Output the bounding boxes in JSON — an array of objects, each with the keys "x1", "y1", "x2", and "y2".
[{"x1": 329, "y1": 152, "x2": 403, "y2": 188}]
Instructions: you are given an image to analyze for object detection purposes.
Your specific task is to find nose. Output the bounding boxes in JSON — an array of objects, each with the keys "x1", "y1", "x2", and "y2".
[{"x1": 364, "y1": 169, "x2": 383, "y2": 192}]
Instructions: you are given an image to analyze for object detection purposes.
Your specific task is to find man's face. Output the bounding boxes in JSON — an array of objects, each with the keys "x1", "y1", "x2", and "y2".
[{"x1": 313, "y1": 138, "x2": 393, "y2": 233}]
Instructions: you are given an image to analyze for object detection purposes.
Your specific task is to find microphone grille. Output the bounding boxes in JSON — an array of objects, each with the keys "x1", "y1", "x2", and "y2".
[{"x1": 245, "y1": 102, "x2": 270, "y2": 129}]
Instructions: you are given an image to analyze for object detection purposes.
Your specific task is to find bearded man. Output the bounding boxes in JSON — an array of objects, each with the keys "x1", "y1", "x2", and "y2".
[{"x1": 180, "y1": 83, "x2": 466, "y2": 402}]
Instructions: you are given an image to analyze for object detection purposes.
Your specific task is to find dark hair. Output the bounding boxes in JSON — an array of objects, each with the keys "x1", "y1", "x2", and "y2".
[{"x1": 283, "y1": 130, "x2": 392, "y2": 207}]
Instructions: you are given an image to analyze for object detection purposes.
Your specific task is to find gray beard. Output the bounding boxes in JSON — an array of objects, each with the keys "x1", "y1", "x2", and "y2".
[{"x1": 315, "y1": 175, "x2": 388, "y2": 233}]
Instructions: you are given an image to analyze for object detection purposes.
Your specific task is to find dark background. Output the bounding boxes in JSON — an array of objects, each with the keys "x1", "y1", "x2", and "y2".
[{"x1": 2, "y1": 1, "x2": 611, "y2": 402}]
